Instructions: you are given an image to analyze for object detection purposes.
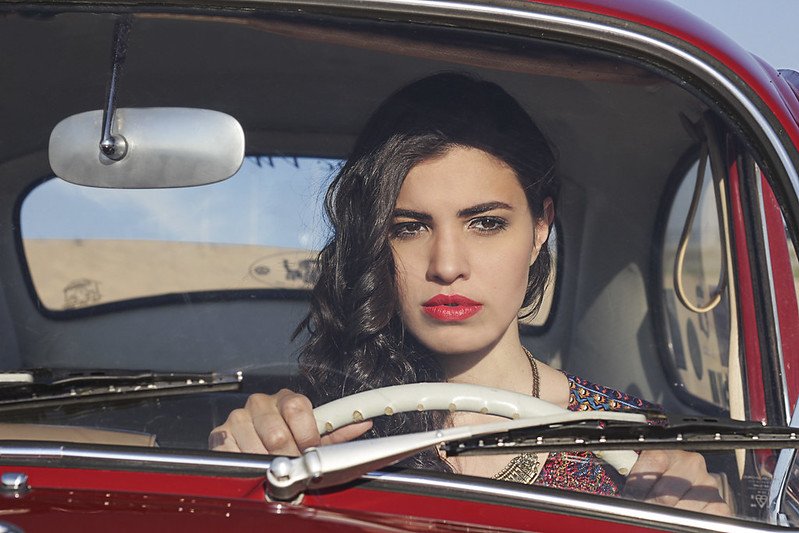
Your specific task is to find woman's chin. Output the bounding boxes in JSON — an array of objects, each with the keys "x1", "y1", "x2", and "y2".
[{"x1": 415, "y1": 334, "x2": 493, "y2": 358}]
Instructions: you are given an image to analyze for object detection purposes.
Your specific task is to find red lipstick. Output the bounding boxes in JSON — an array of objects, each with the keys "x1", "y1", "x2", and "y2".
[{"x1": 422, "y1": 294, "x2": 483, "y2": 322}]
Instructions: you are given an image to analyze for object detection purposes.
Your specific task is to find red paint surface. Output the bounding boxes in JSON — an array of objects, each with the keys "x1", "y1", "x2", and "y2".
[
  {"x1": 728, "y1": 159, "x2": 767, "y2": 423},
  {"x1": 307, "y1": 486, "x2": 667, "y2": 533},
  {"x1": 761, "y1": 173, "x2": 799, "y2": 411},
  {"x1": 3, "y1": 465, "x2": 667, "y2": 532},
  {"x1": 757, "y1": 59, "x2": 799, "y2": 126},
  {"x1": 19, "y1": 465, "x2": 266, "y2": 500},
  {"x1": 2, "y1": 486, "x2": 497, "y2": 533}
]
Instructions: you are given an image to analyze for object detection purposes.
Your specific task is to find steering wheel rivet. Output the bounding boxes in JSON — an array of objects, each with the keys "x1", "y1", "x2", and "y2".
[
  {"x1": 384, "y1": 406, "x2": 394, "y2": 416},
  {"x1": 480, "y1": 407, "x2": 488, "y2": 414},
  {"x1": 512, "y1": 413, "x2": 520, "y2": 419},
  {"x1": 448, "y1": 403, "x2": 457, "y2": 412},
  {"x1": 324, "y1": 422, "x2": 334, "y2": 433},
  {"x1": 352, "y1": 410, "x2": 363, "y2": 422},
  {"x1": 416, "y1": 403, "x2": 424, "y2": 411}
]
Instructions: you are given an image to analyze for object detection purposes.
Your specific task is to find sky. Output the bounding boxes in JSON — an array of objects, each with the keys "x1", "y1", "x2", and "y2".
[
  {"x1": 666, "y1": 0, "x2": 799, "y2": 71},
  {"x1": 22, "y1": 157, "x2": 339, "y2": 249}
]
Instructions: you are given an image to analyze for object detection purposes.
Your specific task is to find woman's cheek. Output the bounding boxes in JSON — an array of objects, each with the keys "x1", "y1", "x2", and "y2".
[
  {"x1": 392, "y1": 254, "x2": 420, "y2": 320},
  {"x1": 486, "y1": 250, "x2": 532, "y2": 302}
]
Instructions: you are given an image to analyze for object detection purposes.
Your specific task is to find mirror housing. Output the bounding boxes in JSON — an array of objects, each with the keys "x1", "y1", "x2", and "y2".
[{"x1": 49, "y1": 108, "x2": 245, "y2": 188}]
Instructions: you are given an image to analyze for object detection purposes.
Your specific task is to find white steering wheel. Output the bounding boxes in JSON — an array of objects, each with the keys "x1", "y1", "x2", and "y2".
[{"x1": 312, "y1": 382, "x2": 638, "y2": 475}]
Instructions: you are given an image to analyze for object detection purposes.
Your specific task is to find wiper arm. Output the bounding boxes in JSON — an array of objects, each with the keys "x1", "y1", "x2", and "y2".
[
  {"x1": 442, "y1": 414, "x2": 799, "y2": 456},
  {"x1": 266, "y1": 411, "x2": 799, "y2": 501},
  {"x1": 266, "y1": 410, "x2": 645, "y2": 501},
  {"x1": 0, "y1": 369, "x2": 243, "y2": 412}
]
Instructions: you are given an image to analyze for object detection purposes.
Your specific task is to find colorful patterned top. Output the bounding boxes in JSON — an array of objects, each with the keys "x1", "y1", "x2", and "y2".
[{"x1": 533, "y1": 373, "x2": 660, "y2": 495}]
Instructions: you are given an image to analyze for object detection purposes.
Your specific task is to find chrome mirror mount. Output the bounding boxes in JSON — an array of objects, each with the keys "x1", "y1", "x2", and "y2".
[{"x1": 99, "y1": 16, "x2": 132, "y2": 163}]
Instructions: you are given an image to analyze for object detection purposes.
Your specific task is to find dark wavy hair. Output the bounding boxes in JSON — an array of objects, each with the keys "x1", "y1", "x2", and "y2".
[{"x1": 295, "y1": 73, "x2": 558, "y2": 470}]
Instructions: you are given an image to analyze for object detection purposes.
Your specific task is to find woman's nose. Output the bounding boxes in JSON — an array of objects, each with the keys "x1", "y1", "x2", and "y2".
[{"x1": 425, "y1": 229, "x2": 470, "y2": 284}]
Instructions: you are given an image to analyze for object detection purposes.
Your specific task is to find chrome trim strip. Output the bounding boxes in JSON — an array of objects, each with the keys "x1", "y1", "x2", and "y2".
[
  {"x1": 364, "y1": 470, "x2": 783, "y2": 533},
  {"x1": 0, "y1": 442, "x2": 782, "y2": 531},
  {"x1": 0, "y1": 443, "x2": 272, "y2": 472},
  {"x1": 769, "y1": 397, "x2": 799, "y2": 523},
  {"x1": 344, "y1": 0, "x2": 799, "y2": 204}
]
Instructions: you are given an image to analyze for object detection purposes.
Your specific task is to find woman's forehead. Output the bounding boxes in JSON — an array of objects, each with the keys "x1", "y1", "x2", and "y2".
[{"x1": 396, "y1": 147, "x2": 527, "y2": 210}]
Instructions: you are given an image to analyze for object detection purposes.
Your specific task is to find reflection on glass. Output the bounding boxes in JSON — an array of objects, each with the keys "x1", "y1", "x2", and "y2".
[{"x1": 661, "y1": 159, "x2": 731, "y2": 412}]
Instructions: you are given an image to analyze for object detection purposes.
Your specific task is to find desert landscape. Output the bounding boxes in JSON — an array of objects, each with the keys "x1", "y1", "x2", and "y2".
[{"x1": 23, "y1": 239, "x2": 320, "y2": 310}]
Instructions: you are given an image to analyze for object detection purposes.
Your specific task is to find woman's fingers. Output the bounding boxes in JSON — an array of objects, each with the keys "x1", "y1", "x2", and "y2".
[
  {"x1": 245, "y1": 390, "x2": 318, "y2": 455},
  {"x1": 624, "y1": 450, "x2": 696, "y2": 505},
  {"x1": 210, "y1": 389, "x2": 366, "y2": 455},
  {"x1": 208, "y1": 429, "x2": 240, "y2": 452},
  {"x1": 321, "y1": 420, "x2": 374, "y2": 445},
  {"x1": 622, "y1": 450, "x2": 731, "y2": 515},
  {"x1": 676, "y1": 485, "x2": 733, "y2": 515},
  {"x1": 208, "y1": 390, "x2": 314, "y2": 455},
  {"x1": 209, "y1": 404, "x2": 270, "y2": 454}
]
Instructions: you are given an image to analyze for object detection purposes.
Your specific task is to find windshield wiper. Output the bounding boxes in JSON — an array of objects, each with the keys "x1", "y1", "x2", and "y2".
[
  {"x1": 0, "y1": 369, "x2": 243, "y2": 412},
  {"x1": 266, "y1": 410, "x2": 645, "y2": 500},
  {"x1": 265, "y1": 411, "x2": 799, "y2": 501},
  {"x1": 442, "y1": 414, "x2": 799, "y2": 455}
]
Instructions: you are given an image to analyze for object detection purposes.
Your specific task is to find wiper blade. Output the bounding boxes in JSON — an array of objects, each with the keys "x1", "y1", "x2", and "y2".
[
  {"x1": 0, "y1": 369, "x2": 243, "y2": 411},
  {"x1": 442, "y1": 414, "x2": 799, "y2": 456}
]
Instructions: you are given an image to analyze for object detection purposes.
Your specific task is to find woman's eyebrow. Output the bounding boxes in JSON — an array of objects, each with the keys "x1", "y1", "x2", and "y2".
[
  {"x1": 393, "y1": 208, "x2": 432, "y2": 222},
  {"x1": 458, "y1": 201, "x2": 513, "y2": 218}
]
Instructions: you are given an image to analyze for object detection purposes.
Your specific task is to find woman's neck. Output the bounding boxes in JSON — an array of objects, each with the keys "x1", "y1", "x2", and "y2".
[
  {"x1": 437, "y1": 325, "x2": 570, "y2": 409},
  {"x1": 439, "y1": 328, "x2": 532, "y2": 394}
]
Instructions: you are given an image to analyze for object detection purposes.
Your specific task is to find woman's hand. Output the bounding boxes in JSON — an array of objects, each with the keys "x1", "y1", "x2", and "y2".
[
  {"x1": 622, "y1": 450, "x2": 732, "y2": 515},
  {"x1": 208, "y1": 389, "x2": 373, "y2": 455}
]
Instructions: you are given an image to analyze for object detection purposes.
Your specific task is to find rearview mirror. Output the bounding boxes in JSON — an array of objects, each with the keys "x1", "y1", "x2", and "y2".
[{"x1": 49, "y1": 108, "x2": 245, "y2": 188}]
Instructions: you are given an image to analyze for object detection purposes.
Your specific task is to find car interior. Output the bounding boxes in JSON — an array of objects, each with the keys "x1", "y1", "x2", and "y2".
[{"x1": 0, "y1": 7, "x2": 767, "y2": 451}]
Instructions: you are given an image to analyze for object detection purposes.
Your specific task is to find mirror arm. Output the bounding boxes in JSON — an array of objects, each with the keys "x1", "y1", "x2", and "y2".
[{"x1": 99, "y1": 16, "x2": 132, "y2": 161}]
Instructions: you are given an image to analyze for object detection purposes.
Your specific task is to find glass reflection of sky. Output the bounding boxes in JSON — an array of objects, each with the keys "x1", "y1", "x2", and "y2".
[{"x1": 22, "y1": 157, "x2": 340, "y2": 250}]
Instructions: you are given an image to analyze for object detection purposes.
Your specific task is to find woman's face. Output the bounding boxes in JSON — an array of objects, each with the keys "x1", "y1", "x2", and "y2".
[{"x1": 391, "y1": 146, "x2": 551, "y2": 356}]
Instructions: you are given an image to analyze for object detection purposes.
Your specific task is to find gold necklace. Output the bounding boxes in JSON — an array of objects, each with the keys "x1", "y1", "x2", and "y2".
[
  {"x1": 492, "y1": 347, "x2": 541, "y2": 483},
  {"x1": 525, "y1": 346, "x2": 541, "y2": 399}
]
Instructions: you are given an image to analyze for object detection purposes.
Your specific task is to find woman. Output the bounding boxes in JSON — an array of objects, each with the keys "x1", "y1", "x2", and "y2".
[{"x1": 210, "y1": 73, "x2": 729, "y2": 514}]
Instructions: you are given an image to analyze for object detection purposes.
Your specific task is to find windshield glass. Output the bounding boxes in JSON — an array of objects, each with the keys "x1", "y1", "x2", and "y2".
[
  {"x1": 2, "y1": 6, "x2": 798, "y2": 529},
  {"x1": 22, "y1": 156, "x2": 338, "y2": 310}
]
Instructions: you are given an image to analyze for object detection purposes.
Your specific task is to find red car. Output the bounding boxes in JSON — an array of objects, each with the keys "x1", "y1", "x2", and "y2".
[{"x1": 2, "y1": 0, "x2": 799, "y2": 531}]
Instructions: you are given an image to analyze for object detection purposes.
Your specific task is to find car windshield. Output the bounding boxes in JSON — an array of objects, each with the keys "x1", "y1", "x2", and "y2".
[{"x1": 3, "y1": 5, "x2": 799, "y2": 529}]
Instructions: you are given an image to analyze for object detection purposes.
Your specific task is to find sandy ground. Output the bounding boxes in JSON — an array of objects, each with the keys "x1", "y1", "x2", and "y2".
[{"x1": 23, "y1": 239, "x2": 319, "y2": 310}]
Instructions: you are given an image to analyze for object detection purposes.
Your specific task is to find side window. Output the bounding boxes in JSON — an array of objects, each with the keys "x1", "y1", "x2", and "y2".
[
  {"x1": 658, "y1": 147, "x2": 733, "y2": 414},
  {"x1": 20, "y1": 156, "x2": 339, "y2": 311}
]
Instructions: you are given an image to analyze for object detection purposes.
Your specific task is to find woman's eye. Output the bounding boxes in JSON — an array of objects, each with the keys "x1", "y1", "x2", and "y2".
[
  {"x1": 391, "y1": 221, "x2": 427, "y2": 239},
  {"x1": 470, "y1": 217, "x2": 507, "y2": 233}
]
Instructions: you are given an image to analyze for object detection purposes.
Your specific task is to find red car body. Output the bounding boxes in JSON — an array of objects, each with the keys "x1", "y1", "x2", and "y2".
[{"x1": 2, "y1": 0, "x2": 799, "y2": 532}]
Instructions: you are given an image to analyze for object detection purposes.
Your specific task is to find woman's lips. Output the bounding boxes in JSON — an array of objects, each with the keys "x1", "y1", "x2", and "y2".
[{"x1": 422, "y1": 294, "x2": 483, "y2": 322}]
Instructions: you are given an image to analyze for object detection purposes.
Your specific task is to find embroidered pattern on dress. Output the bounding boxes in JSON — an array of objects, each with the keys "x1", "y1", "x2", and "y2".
[{"x1": 533, "y1": 373, "x2": 660, "y2": 496}]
